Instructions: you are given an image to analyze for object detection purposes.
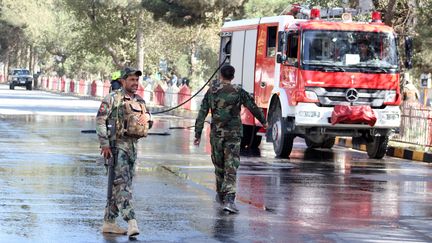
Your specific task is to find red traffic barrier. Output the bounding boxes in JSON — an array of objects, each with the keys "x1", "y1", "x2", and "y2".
[
  {"x1": 60, "y1": 78, "x2": 66, "y2": 92},
  {"x1": 137, "y1": 83, "x2": 145, "y2": 98},
  {"x1": 91, "y1": 80, "x2": 97, "y2": 96},
  {"x1": 178, "y1": 85, "x2": 191, "y2": 110},
  {"x1": 52, "y1": 77, "x2": 58, "y2": 90},
  {"x1": 79, "y1": 79, "x2": 86, "y2": 95},
  {"x1": 69, "y1": 80, "x2": 75, "y2": 93},
  {"x1": 103, "y1": 80, "x2": 111, "y2": 96},
  {"x1": 154, "y1": 84, "x2": 165, "y2": 106}
]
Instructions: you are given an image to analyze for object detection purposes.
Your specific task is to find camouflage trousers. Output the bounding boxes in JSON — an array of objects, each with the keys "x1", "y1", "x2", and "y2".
[
  {"x1": 210, "y1": 135, "x2": 241, "y2": 195},
  {"x1": 104, "y1": 147, "x2": 137, "y2": 222}
]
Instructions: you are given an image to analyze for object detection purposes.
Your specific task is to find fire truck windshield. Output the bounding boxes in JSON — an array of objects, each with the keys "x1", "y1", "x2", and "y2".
[{"x1": 302, "y1": 30, "x2": 398, "y2": 72}]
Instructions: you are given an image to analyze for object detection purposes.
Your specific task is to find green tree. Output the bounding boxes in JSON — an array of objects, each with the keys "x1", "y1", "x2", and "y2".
[
  {"x1": 0, "y1": 0, "x2": 87, "y2": 76},
  {"x1": 141, "y1": 0, "x2": 240, "y2": 89},
  {"x1": 243, "y1": 0, "x2": 297, "y2": 18},
  {"x1": 142, "y1": 0, "x2": 246, "y2": 25},
  {"x1": 413, "y1": 0, "x2": 432, "y2": 72}
]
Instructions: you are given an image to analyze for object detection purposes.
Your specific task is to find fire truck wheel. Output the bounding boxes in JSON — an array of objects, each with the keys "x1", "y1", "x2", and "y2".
[
  {"x1": 321, "y1": 137, "x2": 335, "y2": 149},
  {"x1": 366, "y1": 135, "x2": 389, "y2": 159},
  {"x1": 271, "y1": 106, "x2": 294, "y2": 157}
]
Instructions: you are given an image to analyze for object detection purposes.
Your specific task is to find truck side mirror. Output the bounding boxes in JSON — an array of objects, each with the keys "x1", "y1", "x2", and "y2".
[
  {"x1": 404, "y1": 36, "x2": 413, "y2": 69},
  {"x1": 277, "y1": 54, "x2": 286, "y2": 64},
  {"x1": 278, "y1": 31, "x2": 286, "y2": 52}
]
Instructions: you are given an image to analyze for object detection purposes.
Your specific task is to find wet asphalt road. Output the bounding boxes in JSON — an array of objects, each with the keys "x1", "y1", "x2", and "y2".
[{"x1": 0, "y1": 85, "x2": 431, "y2": 243}]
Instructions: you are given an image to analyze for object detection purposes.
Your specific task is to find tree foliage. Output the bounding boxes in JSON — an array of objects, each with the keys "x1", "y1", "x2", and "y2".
[
  {"x1": 243, "y1": 0, "x2": 297, "y2": 18},
  {"x1": 142, "y1": 0, "x2": 245, "y2": 25}
]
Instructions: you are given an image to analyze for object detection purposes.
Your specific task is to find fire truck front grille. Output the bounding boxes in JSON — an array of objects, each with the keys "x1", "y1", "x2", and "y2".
[{"x1": 306, "y1": 87, "x2": 390, "y2": 107}]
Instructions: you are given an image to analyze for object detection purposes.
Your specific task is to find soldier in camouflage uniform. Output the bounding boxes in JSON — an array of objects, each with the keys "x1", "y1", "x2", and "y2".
[
  {"x1": 96, "y1": 67, "x2": 150, "y2": 237},
  {"x1": 194, "y1": 64, "x2": 267, "y2": 213}
]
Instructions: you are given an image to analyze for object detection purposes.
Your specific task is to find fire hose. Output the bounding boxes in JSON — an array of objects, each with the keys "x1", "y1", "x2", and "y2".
[{"x1": 82, "y1": 56, "x2": 261, "y2": 151}]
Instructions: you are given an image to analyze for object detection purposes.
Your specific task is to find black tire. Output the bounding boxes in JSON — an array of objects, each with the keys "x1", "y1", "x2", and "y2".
[
  {"x1": 26, "y1": 83, "x2": 32, "y2": 90},
  {"x1": 241, "y1": 125, "x2": 262, "y2": 149},
  {"x1": 366, "y1": 135, "x2": 389, "y2": 159},
  {"x1": 305, "y1": 138, "x2": 321, "y2": 149},
  {"x1": 9, "y1": 84, "x2": 14, "y2": 90},
  {"x1": 270, "y1": 105, "x2": 294, "y2": 157},
  {"x1": 321, "y1": 137, "x2": 335, "y2": 149}
]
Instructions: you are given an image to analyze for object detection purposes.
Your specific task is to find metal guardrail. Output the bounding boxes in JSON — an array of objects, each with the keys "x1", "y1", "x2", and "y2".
[{"x1": 392, "y1": 102, "x2": 432, "y2": 147}]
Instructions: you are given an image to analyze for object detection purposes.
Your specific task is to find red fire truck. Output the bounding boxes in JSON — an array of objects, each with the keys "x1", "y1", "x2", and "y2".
[{"x1": 219, "y1": 7, "x2": 412, "y2": 159}]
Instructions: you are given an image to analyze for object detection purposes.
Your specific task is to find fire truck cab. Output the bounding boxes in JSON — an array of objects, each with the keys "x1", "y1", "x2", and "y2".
[{"x1": 219, "y1": 8, "x2": 411, "y2": 159}]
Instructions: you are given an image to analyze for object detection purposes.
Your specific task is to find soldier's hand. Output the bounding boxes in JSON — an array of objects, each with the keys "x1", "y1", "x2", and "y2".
[
  {"x1": 263, "y1": 122, "x2": 268, "y2": 129},
  {"x1": 193, "y1": 138, "x2": 201, "y2": 146},
  {"x1": 101, "y1": 146, "x2": 113, "y2": 159}
]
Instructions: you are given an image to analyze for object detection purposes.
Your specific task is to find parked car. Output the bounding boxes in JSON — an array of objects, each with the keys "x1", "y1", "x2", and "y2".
[{"x1": 9, "y1": 68, "x2": 33, "y2": 90}]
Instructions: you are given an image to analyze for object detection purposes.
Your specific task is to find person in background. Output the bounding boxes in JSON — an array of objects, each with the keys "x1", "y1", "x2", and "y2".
[
  {"x1": 402, "y1": 74, "x2": 420, "y2": 103},
  {"x1": 110, "y1": 71, "x2": 122, "y2": 91}
]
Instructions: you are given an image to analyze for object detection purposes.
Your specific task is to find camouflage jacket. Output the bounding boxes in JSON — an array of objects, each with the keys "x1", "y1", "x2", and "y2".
[
  {"x1": 195, "y1": 80, "x2": 266, "y2": 139},
  {"x1": 96, "y1": 89, "x2": 146, "y2": 151}
]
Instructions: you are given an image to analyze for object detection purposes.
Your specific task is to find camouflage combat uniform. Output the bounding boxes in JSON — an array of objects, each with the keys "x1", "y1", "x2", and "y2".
[
  {"x1": 194, "y1": 80, "x2": 266, "y2": 196},
  {"x1": 96, "y1": 89, "x2": 146, "y2": 223}
]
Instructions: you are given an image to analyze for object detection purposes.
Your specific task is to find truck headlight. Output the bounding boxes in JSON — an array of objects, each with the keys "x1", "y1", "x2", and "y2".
[{"x1": 305, "y1": 90, "x2": 318, "y2": 101}]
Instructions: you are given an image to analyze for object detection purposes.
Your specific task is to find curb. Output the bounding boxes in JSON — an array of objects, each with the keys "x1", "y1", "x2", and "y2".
[{"x1": 335, "y1": 137, "x2": 432, "y2": 163}]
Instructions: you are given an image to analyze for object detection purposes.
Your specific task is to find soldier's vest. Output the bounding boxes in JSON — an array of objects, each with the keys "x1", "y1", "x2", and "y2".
[{"x1": 112, "y1": 92, "x2": 149, "y2": 139}]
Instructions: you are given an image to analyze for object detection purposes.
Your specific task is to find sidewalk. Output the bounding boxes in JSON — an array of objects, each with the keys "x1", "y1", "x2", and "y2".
[{"x1": 41, "y1": 88, "x2": 432, "y2": 163}]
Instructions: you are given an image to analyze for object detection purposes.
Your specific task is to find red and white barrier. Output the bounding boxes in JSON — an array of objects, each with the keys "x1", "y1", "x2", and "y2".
[
  {"x1": 103, "y1": 80, "x2": 110, "y2": 97},
  {"x1": 69, "y1": 79, "x2": 75, "y2": 93},
  {"x1": 39, "y1": 75, "x2": 208, "y2": 111},
  {"x1": 178, "y1": 85, "x2": 192, "y2": 110},
  {"x1": 136, "y1": 83, "x2": 145, "y2": 99},
  {"x1": 60, "y1": 78, "x2": 66, "y2": 92},
  {"x1": 144, "y1": 83, "x2": 153, "y2": 105},
  {"x1": 154, "y1": 84, "x2": 166, "y2": 106}
]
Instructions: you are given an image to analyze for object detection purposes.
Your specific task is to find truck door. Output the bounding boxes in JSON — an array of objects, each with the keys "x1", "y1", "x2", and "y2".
[
  {"x1": 219, "y1": 30, "x2": 257, "y2": 95},
  {"x1": 255, "y1": 24, "x2": 278, "y2": 108},
  {"x1": 281, "y1": 31, "x2": 299, "y2": 106},
  {"x1": 220, "y1": 28, "x2": 260, "y2": 126}
]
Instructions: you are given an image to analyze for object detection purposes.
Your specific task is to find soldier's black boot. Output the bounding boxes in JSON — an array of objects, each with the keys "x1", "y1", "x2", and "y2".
[{"x1": 223, "y1": 193, "x2": 239, "y2": 214}]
